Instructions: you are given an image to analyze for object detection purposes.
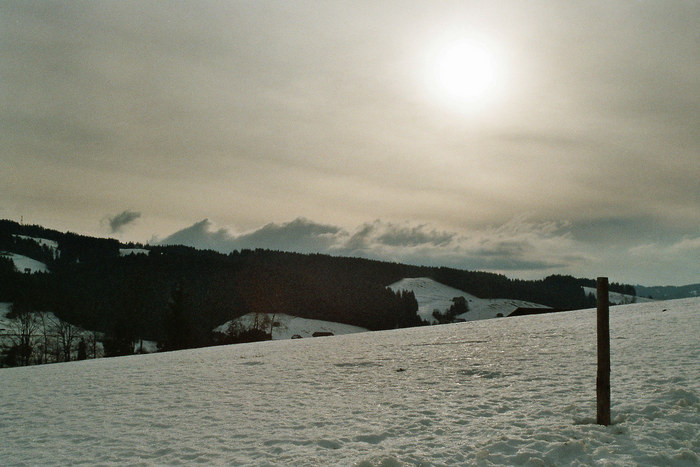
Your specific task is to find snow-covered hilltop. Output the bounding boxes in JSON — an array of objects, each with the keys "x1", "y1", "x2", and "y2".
[
  {"x1": 389, "y1": 277, "x2": 550, "y2": 322},
  {"x1": 1, "y1": 298, "x2": 697, "y2": 465}
]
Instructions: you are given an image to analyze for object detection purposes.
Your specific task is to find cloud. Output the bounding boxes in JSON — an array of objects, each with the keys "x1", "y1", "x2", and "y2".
[
  {"x1": 107, "y1": 210, "x2": 141, "y2": 233},
  {"x1": 5, "y1": 1, "x2": 693, "y2": 286},
  {"x1": 231, "y1": 218, "x2": 346, "y2": 253},
  {"x1": 339, "y1": 221, "x2": 455, "y2": 253},
  {"x1": 621, "y1": 236, "x2": 700, "y2": 285},
  {"x1": 158, "y1": 216, "x2": 700, "y2": 285},
  {"x1": 160, "y1": 216, "x2": 585, "y2": 275},
  {"x1": 160, "y1": 218, "x2": 347, "y2": 254},
  {"x1": 157, "y1": 219, "x2": 232, "y2": 251}
]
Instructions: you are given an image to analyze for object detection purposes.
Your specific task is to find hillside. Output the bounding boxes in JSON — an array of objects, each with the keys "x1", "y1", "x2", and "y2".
[
  {"x1": 389, "y1": 277, "x2": 550, "y2": 321},
  {"x1": 0, "y1": 253, "x2": 49, "y2": 274},
  {"x1": 2, "y1": 297, "x2": 697, "y2": 465},
  {"x1": 213, "y1": 313, "x2": 368, "y2": 340},
  {"x1": 636, "y1": 283, "x2": 700, "y2": 300},
  {"x1": 1, "y1": 218, "x2": 691, "y2": 366},
  {"x1": 0, "y1": 302, "x2": 103, "y2": 365}
]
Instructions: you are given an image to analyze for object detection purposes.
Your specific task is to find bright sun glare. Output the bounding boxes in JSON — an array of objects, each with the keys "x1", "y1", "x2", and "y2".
[{"x1": 426, "y1": 37, "x2": 505, "y2": 113}]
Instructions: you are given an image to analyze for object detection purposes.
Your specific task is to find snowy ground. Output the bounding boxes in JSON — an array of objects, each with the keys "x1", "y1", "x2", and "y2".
[
  {"x1": 13, "y1": 235, "x2": 59, "y2": 250},
  {"x1": 0, "y1": 252, "x2": 48, "y2": 273},
  {"x1": 582, "y1": 286, "x2": 655, "y2": 305},
  {"x1": 0, "y1": 303, "x2": 104, "y2": 362},
  {"x1": 214, "y1": 313, "x2": 368, "y2": 339},
  {"x1": 1, "y1": 298, "x2": 697, "y2": 465},
  {"x1": 390, "y1": 277, "x2": 549, "y2": 322}
]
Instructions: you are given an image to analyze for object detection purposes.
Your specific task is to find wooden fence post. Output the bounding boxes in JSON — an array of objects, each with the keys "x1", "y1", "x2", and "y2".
[{"x1": 597, "y1": 277, "x2": 611, "y2": 426}]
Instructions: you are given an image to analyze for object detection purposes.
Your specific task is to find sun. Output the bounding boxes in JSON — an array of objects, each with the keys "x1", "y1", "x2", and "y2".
[
  {"x1": 425, "y1": 37, "x2": 505, "y2": 113},
  {"x1": 435, "y1": 41, "x2": 496, "y2": 101}
]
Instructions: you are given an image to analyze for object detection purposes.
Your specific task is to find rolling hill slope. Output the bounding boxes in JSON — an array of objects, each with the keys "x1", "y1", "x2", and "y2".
[
  {"x1": 389, "y1": 277, "x2": 550, "y2": 321},
  {"x1": 1, "y1": 298, "x2": 697, "y2": 465}
]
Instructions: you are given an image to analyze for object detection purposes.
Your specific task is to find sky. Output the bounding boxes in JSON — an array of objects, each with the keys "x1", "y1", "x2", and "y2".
[{"x1": 2, "y1": 1, "x2": 698, "y2": 286}]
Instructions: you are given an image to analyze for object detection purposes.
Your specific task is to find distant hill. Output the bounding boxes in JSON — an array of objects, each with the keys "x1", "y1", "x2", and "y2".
[
  {"x1": 3, "y1": 217, "x2": 682, "y2": 367},
  {"x1": 581, "y1": 286, "x2": 655, "y2": 305},
  {"x1": 213, "y1": 313, "x2": 368, "y2": 340},
  {"x1": 635, "y1": 284, "x2": 700, "y2": 300},
  {"x1": 389, "y1": 277, "x2": 549, "y2": 322}
]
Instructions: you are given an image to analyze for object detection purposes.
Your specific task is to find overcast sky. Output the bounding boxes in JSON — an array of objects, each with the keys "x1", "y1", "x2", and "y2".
[{"x1": 2, "y1": 1, "x2": 698, "y2": 286}]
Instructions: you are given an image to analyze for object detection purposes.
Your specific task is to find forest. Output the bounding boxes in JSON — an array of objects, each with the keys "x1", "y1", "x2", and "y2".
[{"x1": 1, "y1": 219, "x2": 637, "y2": 365}]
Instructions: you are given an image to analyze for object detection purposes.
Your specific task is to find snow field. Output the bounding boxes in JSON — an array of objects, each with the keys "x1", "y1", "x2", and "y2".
[
  {"x1": 582, "y1": 286, "x2": 655, "y2": 305},
  {"x1": 389, "y1": 277, "x2": 549, "y2": 322},
  {"x1": 13, "y1": 235, "x2": 59, "y2": 251},
  {"x1": 0, "y1": 253, "x2": 49, "y2": 274},
  {"x1": 213, "y1": 312, "x2": 368, "y2": 339},
  {"x1": 0, "y1": 303, "x2": 104, "y2": 362},
  {"x1": 0, "y1": 298, "x2": 698, "y2": 465}
]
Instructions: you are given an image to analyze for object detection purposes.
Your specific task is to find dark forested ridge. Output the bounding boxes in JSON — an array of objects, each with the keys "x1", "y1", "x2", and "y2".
[{"x1": 1, "y1": 219, "x2": 642, "y2": 360}]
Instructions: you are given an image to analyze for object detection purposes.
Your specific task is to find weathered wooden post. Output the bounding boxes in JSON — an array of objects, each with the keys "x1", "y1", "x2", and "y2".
[{"x1": 596, "y1": 277, "x2": 611, "y2": 425}]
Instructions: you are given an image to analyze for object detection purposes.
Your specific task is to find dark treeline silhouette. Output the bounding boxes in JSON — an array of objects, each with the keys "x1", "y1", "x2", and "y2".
[
  {"x1": 2, "y1": 219, "x2": 640, "y2": 362},
  {"x1": 2, "y1": 242, "x2": 424, "y2": 354}
]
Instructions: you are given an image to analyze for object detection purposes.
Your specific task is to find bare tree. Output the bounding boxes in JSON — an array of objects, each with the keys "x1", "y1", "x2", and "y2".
[
  {"x1": 8, "y1": 303, "x2": 37, "y2": 366},
  {"x1": 252, "y1": 312, "x2": 271, "y2": 334},
  {"x1": 267, "y1": 312, "x2": 278, "y2": 339},
  {"x1": 226, "y1": 319, "x2": 244, "y2": 342},
  {"x1": 36, "y1": 311, "x2": 53, "y2": 364},
  {"x1": 87, "y1": 331, "x2": 101, "y2": 359},
  {"x1": 53, "y1": 318, "x2": 78, "y2": 362}
]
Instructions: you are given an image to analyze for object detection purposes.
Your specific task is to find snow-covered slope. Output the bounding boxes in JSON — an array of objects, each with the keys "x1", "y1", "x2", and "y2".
[
  {"x1": 13, "y1": 235, "x2": 59, "y2": 252},
  {"x1": 582, "y1": 286, "x2": 655, "y2": 305},
  {"x1": 217, "y1": 277, "x2": 543, "y2": 338},
  {"x1": 0, "y1": 303, "x2": 104, "y2": 361},
  {"x1": 1, "y1": 298, "x2": 697, "y2": 465},
  {"x1": 214, "y1": 313, "x2": 368, "y2": 339},
  {"x1": 3, "y1": 234, "x2": 58, "y2": 272},
  {"x1": 389, "y1": 277, "x2": 549, "y2": 322},
  {"x1": 12, "y1": 234, "x2": 60, "y2": 260},
  {"x1": 0, "y1": 253, "x2": 48, "y2": 273}
]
